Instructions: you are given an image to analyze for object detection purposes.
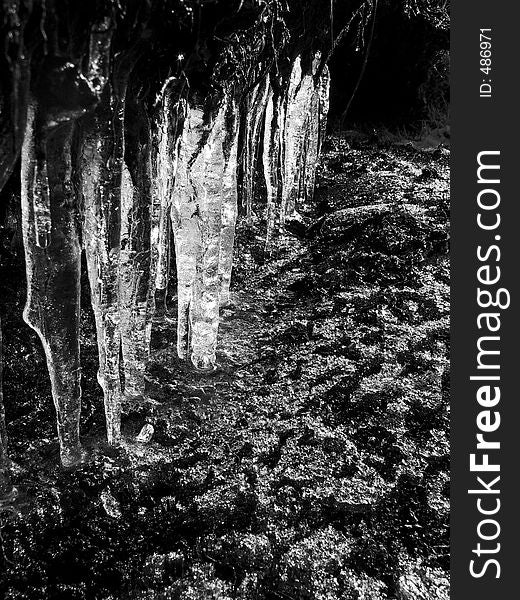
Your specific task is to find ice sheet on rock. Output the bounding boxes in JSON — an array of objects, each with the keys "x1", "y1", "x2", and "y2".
[
  {"x1": 101, "y1": 488, "x2": 122, "y2": 519},
  {"x1": 136, "y1": 423, "x2": 154, "y2": 443}
]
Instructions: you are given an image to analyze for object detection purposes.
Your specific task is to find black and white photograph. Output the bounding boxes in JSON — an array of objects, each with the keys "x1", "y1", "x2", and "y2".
[{"x1": 0, "y1": 1, "x2": 452, "y2": 598}]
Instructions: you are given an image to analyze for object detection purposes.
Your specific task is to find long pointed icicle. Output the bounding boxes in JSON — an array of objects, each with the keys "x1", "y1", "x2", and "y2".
[
  {"x1": 120, "y1": 94, "x2": 154, "y2": 399},
  {"x1": 79, "y1": 47, "x2": 130, "y2": 445},
  {"x1": 281, "y1": 55, "x2": 314, "y2": 219},
  {"x1": 241, "y1": 76, "x2": 269, "y2": 224},
  {"x1": 21, "y1": 108, "x2": 84, "y2": 467},
  {"x1": 317, "y1": 64, "x2": 331, "y2": 156},
  {"x1": 262, "y1": 83, "x2": 285, "y2": 252},
  {"x1": 78, "y1": 13, "x2": 130, "y2": 445},
  {"x1": 172, "y1": 91, "x2": 239, "y2": 370},
  {"x1": 219, "y1": 98, "x2": 240, "y2": 307},
  {"x1": 188, "y1": 107, "x2": 224, "y2": 372},
  {"x1": 119, "y1": 164, "x2": 147, "y2": 398},
  {"x1": 304, "y1": 61, "x2": 331, "y2": 203},
  {"x1": 0, "y1": 316, "x2": 13, "y2": 498},
  {"x1": 80, "y1": 117, "x2": 124, "y2": 445}
]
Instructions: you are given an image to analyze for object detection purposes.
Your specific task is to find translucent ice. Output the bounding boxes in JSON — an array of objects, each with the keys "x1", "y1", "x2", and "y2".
[
  {"x1": 262, "y1": 82, "x2": 284, "y2": 251},
  {"x1": 304, "y1": 61, "x2": 330, "y2": 204},
  {"x1": 241, "y1": 77, "x2": 269, "y2": 223},
  {"x1": 0, "y1": 317, "x2": 10, "y2": 490},
  {"x1": 21, "y1": 103, "x2": 83, "y2": 467},
  {"x1": 171, "y1": 92, "x2": 239, "y2": 370},
  {"x1": 120, "y1": 93, "x2": 155, "y2": 399},
  {"x1": 79, "y1": 89, "x2": 127, "y2": 446},
  {"x1": 262, "y1": 55, "x2": 331, "y2": 249}
]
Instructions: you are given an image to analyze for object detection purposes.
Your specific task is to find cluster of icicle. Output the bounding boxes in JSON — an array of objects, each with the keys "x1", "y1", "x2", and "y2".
[
  {"x1": 245, "y1": 54, "x2": 330, "y2": 249},
  {"x1": 1, "y1": 48, "x2": 330, "y2": 470}
]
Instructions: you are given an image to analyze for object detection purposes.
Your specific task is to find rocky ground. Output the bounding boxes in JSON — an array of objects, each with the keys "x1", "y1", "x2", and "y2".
[{"x1": 0, "y1": 131, "x2": 450, "y2": 599}]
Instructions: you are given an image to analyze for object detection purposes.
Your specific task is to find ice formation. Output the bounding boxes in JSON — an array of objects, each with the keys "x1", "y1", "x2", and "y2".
[
  {"x1": 0, "y1": 317, "x2": 11, "y2": 496},
  {"x1": 1, "y1": 4, "x2": 334, "y2": 468},
  {"x1": 21, "y1": 104, "x2": 83, "y2": 467},
  {"x1": 262, "y1": 81, "x2": 284, "y2": 251},
  {"x1": 120, "y1": 94, "x2": 155, "y2": 399},
  {"x1": 150, "y1": 85, "x2": 185, "y2": 318},
  {"x1": 241, "y1": 77, "x2": 269, "y2": 223},
  {"x1": 262, "y1": 54, "x2": 331, "y2": 250},
  {"x1": 171, "y1": 92, "x2": 239, "y2": 371}
]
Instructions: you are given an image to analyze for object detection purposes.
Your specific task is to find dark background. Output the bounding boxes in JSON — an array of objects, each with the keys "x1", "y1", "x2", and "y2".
[{"x1": 329, "y1": 0, "x2": 449, "y2": 130}]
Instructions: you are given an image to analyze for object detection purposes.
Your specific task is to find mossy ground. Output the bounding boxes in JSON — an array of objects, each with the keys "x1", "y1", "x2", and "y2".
[{"x1": 0, "y1": 132, "x2": 449, "y2": 599}]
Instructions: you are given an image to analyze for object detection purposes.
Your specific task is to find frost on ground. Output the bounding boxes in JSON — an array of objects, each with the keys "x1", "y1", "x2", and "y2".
[{"x1": 0, "y1": 133, "x2": 449, "y2": 599}]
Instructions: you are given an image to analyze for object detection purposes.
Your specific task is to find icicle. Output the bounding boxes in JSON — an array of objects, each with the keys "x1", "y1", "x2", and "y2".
[
  {"x1": 171, "y1": 91, "x2": 239, "y2": 371},
  {"x1": 304, "y1": 59, "x2": 331, "y2": 203},
  {"x1": 170, "y1": 103, "x2": 199, "y2": 362},
  {"x1": 152, "y1": 112, "x2": 171, "y2": 294},
  {"x1": 80, "y1": 115, "x2": 124, "y2": 446},
  {"x1": 303, "y1": 89, "x2": 320, "y2": 204},
  {"x1": 262, "y1": 83, "x2": 284, "y2": 252},
  {"x1": 261, "y1": 53, "x2": 331, "y2": 246},
  {"x1": 0, "y1": 317, "x2": 13, "y2": 498},
  {"x1": 317, "y1": 64, "x2": 331, "y2": 156},
  {"x1": 219, "y1": 98, "x2": 240, "y2": 307},
  {"x1": 76, "y1": 23, "x2": 136, "y2": 444},
  {"x1": 189, "y1": 100, "x2": 228, "y2": 371},
  {"x1": 152, "y1": 91, "x2": 185, "y2": 294},
  {"x1": 86, "y1": 15, "x2": 114, "y2": 94},
  {"x1": 281, "y1": 55, "x2": 315, "y2": 219},
  {"x1": 241, "y1": 76, "x2": 269, "y2": 224},
  {"x1": 120, "y1": 94, "x2": 154, "y2": 400},
  {"x1": 171, "y1": 106, "x2": 211, "y2": 367},
  {"x1": 25, "y1": 102, "x2": 52, "y2": 248},
  {"x1": 0, "y1": 316, "x2": 9, "y2": 493},
  {"x1": 21, "y1": 109, "x2": 84, "y2": 467},
  {"x1": 79, "y1": 97, "x2": 127, "y2": 445}
]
